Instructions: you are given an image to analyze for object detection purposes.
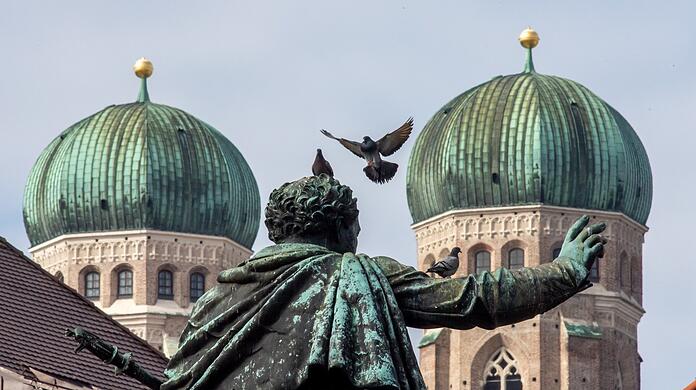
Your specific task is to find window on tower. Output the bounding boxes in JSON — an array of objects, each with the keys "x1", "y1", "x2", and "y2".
[
  {"x1": 483, "y1": 347, "x2": 522, "y2": 390},
  {"x1": 552, "y1": 247, "x2": 561, "y2": 260},
  {"x1": 507, "y1": 248, "x2": 524, "y2": 270},
  {"x1": 158, "y1": 270, "x2": 174, "y2": 300},
  {"x1": 475, "y1": 251, "x2": 491, "y2": 274},
  {"x1": 85, "y1": 272, "x2": 100, "y2": 299},
  {"x1": 619, "y1": 252, "x2": 630, "y2": 289},
  {"x1": 117, "y1": 270, "x2": 133, "y2": 298},
  {"x1": 190, "y1": 272, "x2": 205, "y2": 302},
  {"x1": 589, "y1": 258, "x2": 600, "y2": 282}
]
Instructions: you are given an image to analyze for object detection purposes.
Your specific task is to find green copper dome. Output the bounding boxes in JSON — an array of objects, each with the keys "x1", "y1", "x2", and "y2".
[
  {"x1": 24, "y1": 67, "x2": 261, "y2": 248},
  {"x1": 407, "y1": 43, "x2": 652, "y2": 225}
]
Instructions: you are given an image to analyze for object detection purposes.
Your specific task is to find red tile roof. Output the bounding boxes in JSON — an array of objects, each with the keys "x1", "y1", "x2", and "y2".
[{"x1": 0, "y1": 237, "x2": 168, "y2": 389}]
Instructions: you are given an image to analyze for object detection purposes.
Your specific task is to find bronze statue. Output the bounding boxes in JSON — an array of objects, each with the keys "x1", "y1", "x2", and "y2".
[
  {"x1": 162, "y1": 174, "x2": 605, "y2": 389},
  {"x1": 68, "y1": 174, "x2": 605, "y2": 389}
]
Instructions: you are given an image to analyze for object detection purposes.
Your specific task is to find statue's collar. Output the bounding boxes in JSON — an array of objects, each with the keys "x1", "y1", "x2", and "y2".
[
  {"x1": 251, "y1": 243, "x2": 336, "y2": 261},
  {"x1": 218, "y1": 243, "x2": 343, "y2": 284}
]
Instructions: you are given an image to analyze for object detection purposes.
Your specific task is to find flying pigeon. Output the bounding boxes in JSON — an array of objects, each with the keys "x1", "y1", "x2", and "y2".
[
  {"x1": 426, "y1": 247, "x2": 461, "y2": 278},
  {"x1": 312, "y1": 149, "x2": 334, "y2": 177},
  {"x1": 320, "y1": 117, "x2": 413, "y2": 184}
]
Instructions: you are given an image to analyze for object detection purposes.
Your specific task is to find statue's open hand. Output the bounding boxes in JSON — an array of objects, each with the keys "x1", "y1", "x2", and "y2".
[{"x1": 558, "y1": 215, "x2": 607, "y2": 283}]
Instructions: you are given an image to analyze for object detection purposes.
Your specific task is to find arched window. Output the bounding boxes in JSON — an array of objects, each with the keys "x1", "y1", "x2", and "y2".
[
  {"x1": 423, "y1": 254, "x2": 436, "y2": 271},
  {"x1": 475, "y1": 251, "x2": 491, "y2": 274},
  {"x1": 589, "y1": 258, "x2": 600, "y2": 282},
  {"x1": 55, "y1": 271, "x2": 64, "y2": 283},
  {"x1": 619, "y1": 253, "x2": 630, "y2": 289},
  {"x1": 483, "y1": 347, "x2": 522, "y2": 390},
  {"x1": 158, "y1": 270, "x2": 174, "y2": 300},
  {"x1": 85, "y1": 272, "x2": 100, "y2": 299},
  {"x1": 190, "y1": 273, "x2": 205, "y2": 302},
  {"x1": 117, "y1": 270, "x2": 133, "y2": 298},
  {"x1": 507, "y1": 248, "x2": 524, "y2": 270}
]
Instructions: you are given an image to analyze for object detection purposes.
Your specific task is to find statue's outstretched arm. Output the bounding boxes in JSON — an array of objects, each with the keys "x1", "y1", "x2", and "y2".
[
  {"x1": 375, "y1": 215, "x2": 606, "y2": 330},
  {"x1": 65, "y1": 327, "x2": 164, "y2": 389}
]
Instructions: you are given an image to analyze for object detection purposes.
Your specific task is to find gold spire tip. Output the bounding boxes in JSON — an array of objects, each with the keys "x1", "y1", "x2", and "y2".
[
  {"x1": 518, "y1": 27, "x2": 540, "y2": 49},
  {"x1": 133, "y1": 57, "x2": 153, "y2": 79}
]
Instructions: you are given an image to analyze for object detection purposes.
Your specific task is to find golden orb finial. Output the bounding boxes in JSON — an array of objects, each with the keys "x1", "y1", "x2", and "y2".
[
  {"x1": 519, "y1": 27, "x2": 540, "y2": 49},
  {"x1": 133, "y1": 57, "x2": 153, "y2": 79}
]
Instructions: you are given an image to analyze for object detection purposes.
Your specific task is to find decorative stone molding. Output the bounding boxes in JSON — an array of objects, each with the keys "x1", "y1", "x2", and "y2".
[
  {"x1": 31, "y1": 229, "x2": 251, "y2": 272},
  {"x1": 413, "y1": 205, "x2": 646, "y2": 258}
]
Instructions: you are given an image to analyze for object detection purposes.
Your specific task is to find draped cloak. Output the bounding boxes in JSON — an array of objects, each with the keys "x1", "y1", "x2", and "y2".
[{"x1": 162, "y1": 243, "x2": 588, "y2": 390}]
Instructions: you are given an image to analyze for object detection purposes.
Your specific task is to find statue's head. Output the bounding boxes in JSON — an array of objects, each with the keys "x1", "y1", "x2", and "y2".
[{"x1": 264, "y1": 174, "x2": 360, "y2": 253}]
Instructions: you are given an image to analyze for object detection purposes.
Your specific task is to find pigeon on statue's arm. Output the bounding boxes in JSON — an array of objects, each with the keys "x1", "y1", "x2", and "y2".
[{"x1": 426, "y1": 247, "x2": 461, "y2": 278}]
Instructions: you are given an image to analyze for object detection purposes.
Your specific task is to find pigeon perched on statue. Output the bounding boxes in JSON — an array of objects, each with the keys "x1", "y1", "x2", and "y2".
[
  {"x1": 320, "y1": 117, "x2": 413, "y2": 184},
  {"x1": 426, "y1": 247, "x2": 461, "y2": 278},
  {"x1": 312, "y1": 149, "x2": 334, "y2": 177}
]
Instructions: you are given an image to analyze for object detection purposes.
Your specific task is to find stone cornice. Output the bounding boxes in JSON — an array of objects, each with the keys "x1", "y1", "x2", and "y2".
[
  {"x1": 30, "y1": 229, "x2": 251, "y2": 255},
  {"x1": 411, "y1": 205, "x2": 649, "y2": 233},
  {"x1": 412, "y1": 206, "x2": 647, "y2": 258},
  {"x1": 30, "y1": 229, "x2": 253, "y2": 271},
  {"x1": 592, "y1": 291, "x2": 645, "y2": 323}
]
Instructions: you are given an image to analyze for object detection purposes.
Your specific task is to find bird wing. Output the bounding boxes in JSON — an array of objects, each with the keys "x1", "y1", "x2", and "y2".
[
  {"x1": 427, "y1": 259, "x2": 454, "y2": 273},
  {"x1": 376, "y1": 117, "x2": 414, "y2": 156},
  {"x1": 320, "y1": 129, "x2": 364, "y2": 159},
  {"x1": 324, "y1": 158, "x2": 334, "y2": 176}
]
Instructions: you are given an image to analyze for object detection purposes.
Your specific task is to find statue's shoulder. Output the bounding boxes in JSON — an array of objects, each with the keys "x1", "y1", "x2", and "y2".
[{"x1": 365, "y1": 255, "x2": 412, "y2": 275}]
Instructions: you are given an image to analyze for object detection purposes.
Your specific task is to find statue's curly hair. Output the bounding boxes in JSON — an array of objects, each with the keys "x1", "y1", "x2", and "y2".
[{"x1": 265, "y1": 174, "x2": 359, "y2": 243}]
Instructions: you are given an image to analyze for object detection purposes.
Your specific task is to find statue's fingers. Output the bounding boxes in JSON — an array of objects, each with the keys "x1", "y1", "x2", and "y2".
[
  {"x1": 565, "y1": 215, "x2": 590, "y2": 242},
  {"x1": 584, "y1": 234, "x2": 603, "y2": 248},
  {"x1": 586, "y1": 242, "x2": 604, "y2": 268},
  {"x1": 599, "y1": 238, "x2": 608, "y2": 257},
  {"x1": 590, "y1": 222, "x2": 607, "y2": 235},
  {"x1": 577, "y1": 222, "x2": 607, "y2": 242},
  {"x1": 598, "y1": 244, "x2": 606, "y2": 258}
]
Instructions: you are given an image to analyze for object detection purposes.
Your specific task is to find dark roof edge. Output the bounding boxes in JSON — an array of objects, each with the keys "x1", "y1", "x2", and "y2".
[{"x1": 0, "y1": 236, "x2": 170, "y2": 364}]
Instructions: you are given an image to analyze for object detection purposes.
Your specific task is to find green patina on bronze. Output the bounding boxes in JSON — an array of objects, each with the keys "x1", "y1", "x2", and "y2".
[
  {"x1": 162, "y1": 175, "x2": 605, "y2": 389},
  {"x1": 417, "y1": 328, "x2": 444, "y2": 348},
  {"x1": 407, "y1": 49, "x2": 652, "y2": 225},
  {"x1": 564, "y1": 320, "x2": 603, "y2": 339},
  {"x1": 23, "y1": 78, "x2": 261, "y2": 248}
]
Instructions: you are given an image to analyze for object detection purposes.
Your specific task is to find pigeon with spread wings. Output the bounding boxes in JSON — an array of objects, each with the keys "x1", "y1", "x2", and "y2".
[{"x1": 320, "y1": 117, "x2": 413, "y2": 184}]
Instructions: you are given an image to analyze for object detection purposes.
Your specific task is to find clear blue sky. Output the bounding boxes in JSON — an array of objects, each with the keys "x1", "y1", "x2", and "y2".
[{"x1": 1, "y1": 1, "x2": 694, "y2": 388}]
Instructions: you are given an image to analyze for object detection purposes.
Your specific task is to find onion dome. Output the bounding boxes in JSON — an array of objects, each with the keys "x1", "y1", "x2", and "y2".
[
  {"x1": 407, "y1": 28, "x2": 652, "y2": 225},
  {"x1": 24, "y1": 59, "x2": 261, "y2": 248}
]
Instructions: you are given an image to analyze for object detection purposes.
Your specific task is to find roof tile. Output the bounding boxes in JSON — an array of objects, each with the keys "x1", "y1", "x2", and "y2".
[{"x1": 0, "y1": 237, "x2": 169, "y2": 389}]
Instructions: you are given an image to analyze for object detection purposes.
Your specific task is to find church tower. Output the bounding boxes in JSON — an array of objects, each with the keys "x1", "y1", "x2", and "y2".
[
  {"x1": 22, "y1": 59, "x2": 261, "y2": 354},
  {"x1": 407, "y1": 29, "x2": 652, "y2": 390}
]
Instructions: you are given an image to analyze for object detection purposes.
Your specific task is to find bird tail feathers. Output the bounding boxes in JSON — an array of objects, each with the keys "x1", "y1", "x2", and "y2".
[
  {"x1": 380, "y1": 161, "x2": 398, "y2": 182},
  {"x1": 363, "y1": 165, "x2": 380, "y2": 183},
  {"x1": 363, "y1": 161, "x2": 399, "y2": 184}
]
